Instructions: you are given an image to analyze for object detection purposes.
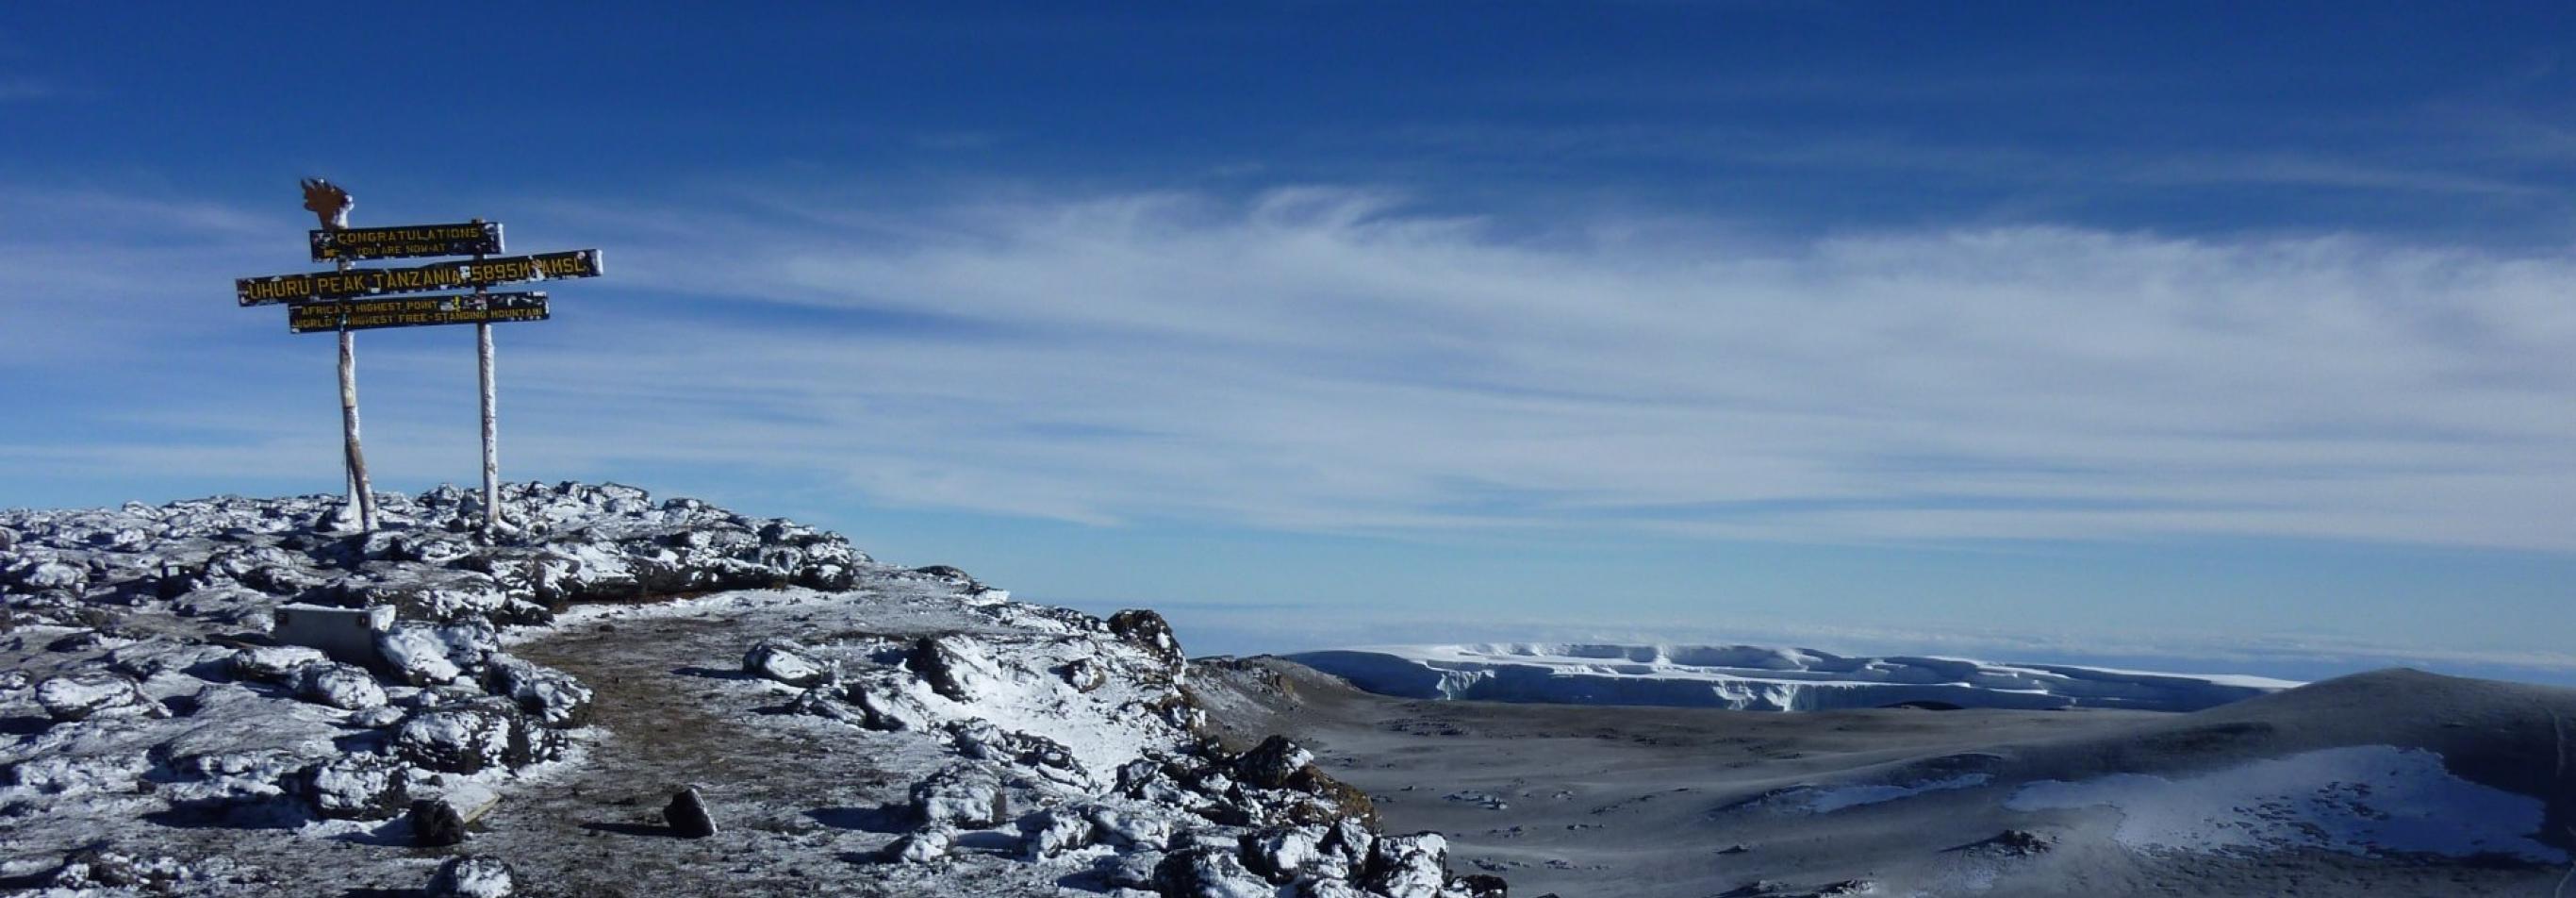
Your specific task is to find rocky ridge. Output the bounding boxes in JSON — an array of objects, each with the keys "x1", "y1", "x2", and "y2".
[{"x1": 1, "y1": 484, "x2": 1499, "y2": 897}]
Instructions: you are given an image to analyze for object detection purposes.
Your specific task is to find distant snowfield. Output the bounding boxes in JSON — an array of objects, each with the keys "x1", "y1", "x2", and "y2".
[
  {"x1": 2007, "y1": 745, "x2": 2566, "y2": 862},
  {"x1": 1286, "y1": 642, "x2": 2302, "y2": 712}
]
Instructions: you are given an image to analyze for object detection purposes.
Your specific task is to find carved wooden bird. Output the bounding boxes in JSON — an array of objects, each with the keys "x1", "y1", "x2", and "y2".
[{"x1": 301, "y1": 177, "x2": 353, "y2": 231}]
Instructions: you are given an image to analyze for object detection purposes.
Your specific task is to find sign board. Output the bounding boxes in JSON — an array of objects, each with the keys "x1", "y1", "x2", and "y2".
[
  {"x1": 239, "y1": 250, "x2": 603, "y2": 306},
  {"x1": 310, "y1": 222, "x2": 504, "y2": 261},
  {"x1": 288, "y1": 291, "x2": 550, "y2": 334}
]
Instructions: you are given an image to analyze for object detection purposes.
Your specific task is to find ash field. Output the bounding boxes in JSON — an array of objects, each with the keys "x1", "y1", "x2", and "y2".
[{"x1": 5, "y1": 484, "x2": 2574, "y2": 897}]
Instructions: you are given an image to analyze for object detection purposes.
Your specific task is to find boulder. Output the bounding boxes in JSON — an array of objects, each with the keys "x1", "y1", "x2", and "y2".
[
  {"x1": 1099, "y1": 850, "x2": 1164, "y2": 890},
  {"x1": 408, "y1": 787, "x2": 501, "y2": 847},
  {"x1": 1017, "y1": 806, "x2": 1096, "y2": 858},
  {"x1": 1457, "y1": 873, "x2": 1510, "y2": 897},
  {"x1": 910, "y1": 763, "x2": 1009, "y2": 828},
  {"x1": 1152, "y1": 846, "x2": 1274, "y2": 898},
  {"x1": 1292, "y1": 879, "x2": 1371, "y2": 898},
  {"x1": 300, "y1": 753, "x2": 410, "y2": 820},
  {"x1": 948, "y1": 720, "x2": 1089, "y2": 786},
  {"x1": 884, "y1": 826, "x2": 953, "y2": 864},
  {"x1": 427, "y1": 856, "x2": 514, "y2": 898},
  {"x1": 9, "y1": 558, "x2": 88, "y2": 592},
  {"x1": 842, "y1": 674, "x2": 935, "y2": 731},
  {"x1": 297, "y1": 662, "x2": 389, "y2": 710},
  {"x1": 1241, "y1": 824, "x2": 1327, "y2": 883},
  {"x1": 1235, "y1": 735, "x2": 1317, "y2": 790},
  {"x1": 376, "y1": 624, "x2": 471, "y2": 686},
  {"x1": 482, "y1": 657, "x2": 593, "y2": 725},
  {"x1": 905, "y1": 635, "x2": 999, "y2": 702},
  {"x1": 1363, "y1": 833, "x2": 1452, "y2": 898},
  {"x1": 395, "y1": 703, "x2": 559, "y2": 773},
  {"x1": 49, "y1": 850, "x2": 195, "y2": 892},
  {"x1": 665, "y1": 786, "x2": 718, "y2": 838},
  {"x1": 743, "y1": 638, "x2": 828, "y2": 687},
  {"x1": 1087, "y1": 806, "x2": 1179, "y2": 850},
  {"x1": 1107, "y1": 608, "x2": 1186, "y2": 676},
  {"x1": 34, "y1": 672, "x2": 165, "y2": 723},
  {"x1": 1061, "y1": 657, "x2": 1109, "y2": 692},
  {"x1": 226, "y1": 644, "x2": 328, "y2": 684}
]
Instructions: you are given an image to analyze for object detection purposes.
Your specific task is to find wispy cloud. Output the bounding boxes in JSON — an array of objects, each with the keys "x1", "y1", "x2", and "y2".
[
  {"x1": 0, "y1": 77, "x2": 54, "y2": 102},
  {"x1": 13, "y1": 185, "x2": 2576, "y2": 554}
]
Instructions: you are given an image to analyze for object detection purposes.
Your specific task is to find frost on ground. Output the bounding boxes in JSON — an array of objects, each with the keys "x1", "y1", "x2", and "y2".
[
  {"x1": 2005, "y1": 745, "x2": 2567, "y2": 862},
  {"x1": 1, "y1": 484, "x2": 1500, "y2": 896},
  {"x1": 1290, "y1": 643, "x2": 2300, "y2": 712}
]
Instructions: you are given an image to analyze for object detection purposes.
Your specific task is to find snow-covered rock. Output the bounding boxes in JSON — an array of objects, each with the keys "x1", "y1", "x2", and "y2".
[
  {"x1": 376, "y1": 621, "x2": 498, "y2": 687},
  {"x1": 228, "y1": 644, "x2": 328, "y2": 683},
  {"x1": 1235, "y1": 735, "x2": 1318, "y2": 790},
  {"x1": 300, "y1": 752, "x2": 411, "y2": 820},
  {"x1": 1155, "y1": 845, "x2": 1276, "y2": 898},
  {"x1": 1291, "y1": 643, "x2": 2301, "y2": 712},
  {"x1": 743, "y1": 637, "x2": 828, "y2": 686},
  {"x1": 296, "y1": 661, "x2": 389, "y2": 710},
  {"x1": 395, "y1": 702, "x2": 557, "y2": 773},
  {"x1": 1019, "y1": 805, "x2": 1098, "y2": 858},
  {"x1": 912, "y1": 762, "x2": 1011, "y2": 827},
  {"x1": 887, "y1": 826, "x2": 956, "y2": 864},
  {"x1": 49, "y1": 850, "x2": 218, "y2": 892},
  {"x1": 1363, "y1": 833, "x2": 1453, "y2": 898},
  {"x1": 34, "y1": 671, "x2": 165, "y2": 722},
  {"x1": 482, "y1": 656, "x2": 591, "y2": 724},
  {"x1": 428, "y1": 856, "x2": 516, "y2": 898}
]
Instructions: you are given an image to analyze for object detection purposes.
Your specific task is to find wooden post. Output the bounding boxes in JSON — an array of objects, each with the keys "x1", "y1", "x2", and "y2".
[
  {"x1": 471, "y1": 223, "x2": 503, "y2": 535},
  {"x1": 335, "y1": 256, "x2": 377, "y2": 533},
  {"x1": 478, "y1": 320, "x2": 500, "y2": 533}
]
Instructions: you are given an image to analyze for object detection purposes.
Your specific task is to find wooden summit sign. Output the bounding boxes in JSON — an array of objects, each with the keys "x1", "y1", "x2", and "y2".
[
  {"x1": 229, "y1": 177, "x2": 606, "y2": 535},
  {"x1": 311, "y1": 221, "x2": 504, "y2": 261},
  {"x1": 237, "y1": 249, "x2": 603, "y2": 306},
  {"x1": 288, "y1": 291, "x2": 549, "y2": 334}
]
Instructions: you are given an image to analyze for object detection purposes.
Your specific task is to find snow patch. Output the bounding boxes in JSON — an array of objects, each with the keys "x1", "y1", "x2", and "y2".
[{"x1": 2005, "y1": 745, "x2": 2565, "y2": 861}]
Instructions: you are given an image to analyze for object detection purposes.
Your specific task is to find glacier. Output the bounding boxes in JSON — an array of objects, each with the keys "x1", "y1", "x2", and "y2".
[{"x1": 1286, "y1": 642, "x2": 2300, "y2": 712}]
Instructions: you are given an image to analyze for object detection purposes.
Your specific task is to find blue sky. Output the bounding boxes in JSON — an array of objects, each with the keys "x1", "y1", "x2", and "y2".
[{"x1": 6, "y1": 3, "x2": 2576, "y2": 681}]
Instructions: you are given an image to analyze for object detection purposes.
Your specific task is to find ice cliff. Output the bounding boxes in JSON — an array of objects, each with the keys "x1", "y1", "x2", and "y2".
[{"x1": 1288, "y1": 643, "x2": 2297, "y2": 712}]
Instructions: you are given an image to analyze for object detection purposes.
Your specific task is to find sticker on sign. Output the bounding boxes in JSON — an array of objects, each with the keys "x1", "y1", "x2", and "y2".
[
  {"x1": 310, "y1": 222, "x2": 504, "y2": 261},
  {"x1": 287, "y1": 291, "x2": 550, "y2": 334},
  {"x1": 238, "y1": 250, "x2": 602, "y2": 306}
]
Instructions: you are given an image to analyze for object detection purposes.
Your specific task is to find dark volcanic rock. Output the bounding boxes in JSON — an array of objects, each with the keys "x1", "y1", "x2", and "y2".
[
  {"x1": 1107, "y1": 608, "x2": 1185, "y2": 675},
  {"x1": 411, "y1": 797, "x2": 471, "y2": 847},
  {"x1": 1234, "y1": 735, "x2": 1316, "y2": 790},
  {"x1": 1152, "y1": 845, "x2": 1272, "y2": 898},
  {"x1": 905, "y1": 636, "x2": 985, "y2": 702},
  {"x1": 665, "y1": 786, "x2": 718, "y2": 838}
]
